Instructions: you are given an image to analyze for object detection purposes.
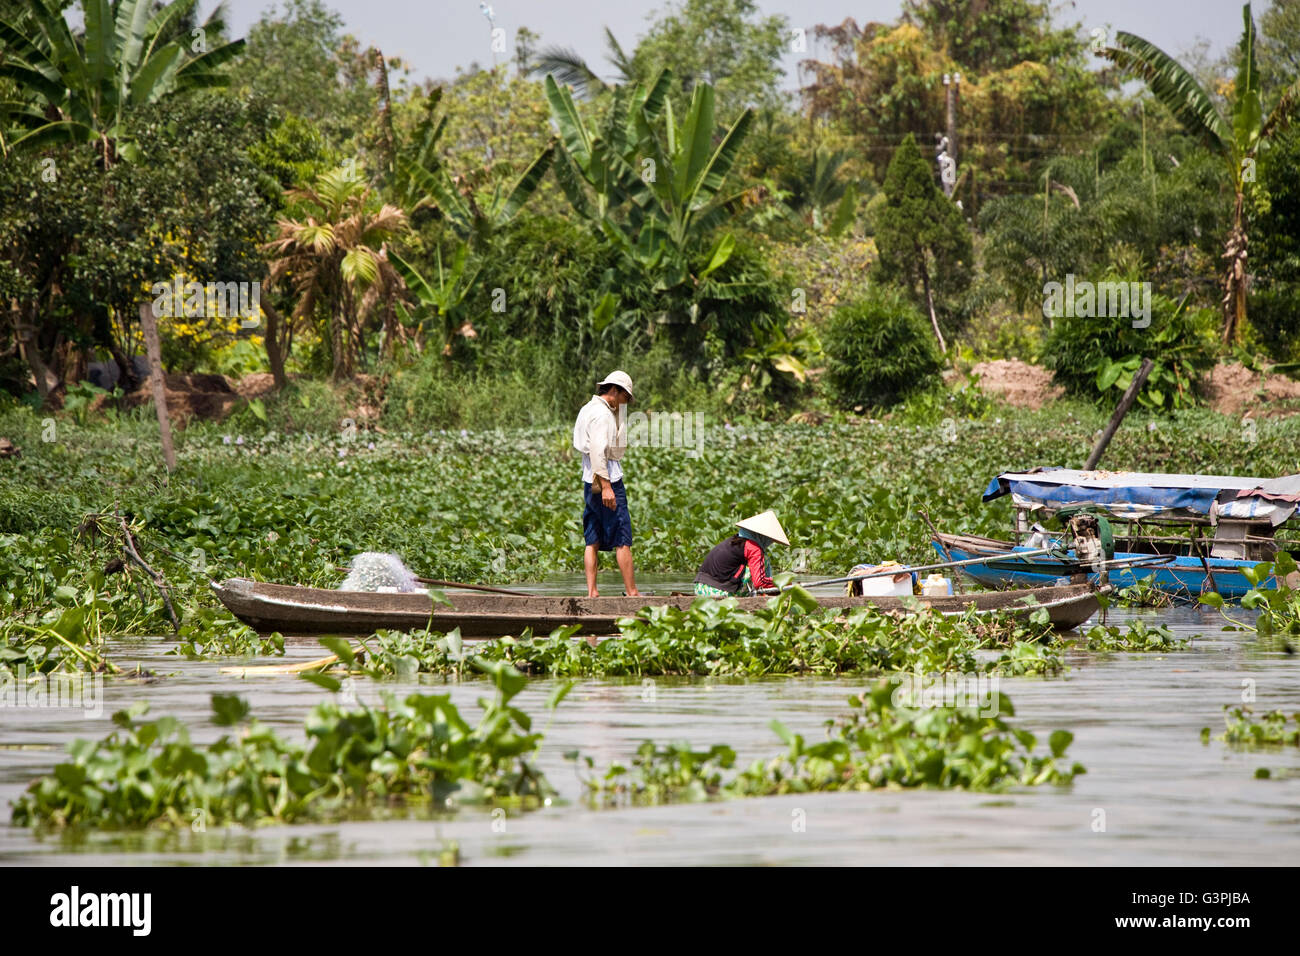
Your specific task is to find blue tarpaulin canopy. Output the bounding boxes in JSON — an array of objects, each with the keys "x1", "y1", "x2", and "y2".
[{"x1": 982, "y1": 469, "x2": 1300, "y2": 524}]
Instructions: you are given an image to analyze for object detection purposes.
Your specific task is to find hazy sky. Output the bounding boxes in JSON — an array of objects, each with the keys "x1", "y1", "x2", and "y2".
[{"x1": 217, "y1": 0, "x2": 1266, "y2": 88}]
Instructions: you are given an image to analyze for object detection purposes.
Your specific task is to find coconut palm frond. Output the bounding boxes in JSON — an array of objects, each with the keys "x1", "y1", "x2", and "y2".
[
  {"x1": 533, "y1": 45, "x2": 607, "y2": 98},
  {"x1": 603, "y1": 27, "x2": 638, "y2": 84},
  {"x1": 341, "y1": 247, "x2": 380, "y2": 287}
]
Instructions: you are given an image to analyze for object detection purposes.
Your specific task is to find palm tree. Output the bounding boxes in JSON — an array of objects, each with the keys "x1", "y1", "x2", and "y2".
[
  {"x1": 530, "y1": 26, "x2": 639, "y2": 98},
  {"x1": 781, "y1": 146, "x2": 859, "y2": 235},
  {"x1": 0, "y1": 0, "x2": 245, "y2": 164},
  {"x1": 264, "y1": 165, "x2": 409, "y2": 381},
  {"x1": 1099, "y1": 2, "x2": 1300, "y2": 343}
]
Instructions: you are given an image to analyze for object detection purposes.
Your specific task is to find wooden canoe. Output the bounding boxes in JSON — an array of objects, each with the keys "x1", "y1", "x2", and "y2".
[{"x1": 211, "y1": 578, "x2": 1104, "y2": 637}]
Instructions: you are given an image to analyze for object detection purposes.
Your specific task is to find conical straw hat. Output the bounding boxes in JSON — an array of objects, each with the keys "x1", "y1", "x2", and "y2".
[{"x1": 736, "y1": 510, "x2": 789, "y2": 546}]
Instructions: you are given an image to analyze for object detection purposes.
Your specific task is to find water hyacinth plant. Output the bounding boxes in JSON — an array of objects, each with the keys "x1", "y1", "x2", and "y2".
[
  {"x1": 573, "y1": 678, "x2": 1085, "y2": 805},
  {"x1": 1202, "y1": 706, "x2": 1300, "y2": 748},
  {"x1": 11, "y1": 660, "x2": 565, "y2": 829},
  {"x1": 346, "y1": 596, "x2": 1065, "y2": 681},
  {"x1": 1084, "y1": 620, "x2": 1189, "y2": 652}
]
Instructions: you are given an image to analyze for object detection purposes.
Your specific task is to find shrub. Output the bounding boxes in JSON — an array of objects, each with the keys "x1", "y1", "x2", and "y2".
[
  {"x1": 1247, "y1": 285, "x2": 1300, "y2": 365},
  {"x1": 1042, "y1": 287, "x2": 1219, "y2": 409},
  {"x1": 822, "y1": 284, "x2": 944, "y2": 408}
]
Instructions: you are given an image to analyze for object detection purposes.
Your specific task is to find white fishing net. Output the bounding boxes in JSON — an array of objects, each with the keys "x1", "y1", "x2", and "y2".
[{"x1": 339, "y1": 552, "x2": 421, "y2": 593}]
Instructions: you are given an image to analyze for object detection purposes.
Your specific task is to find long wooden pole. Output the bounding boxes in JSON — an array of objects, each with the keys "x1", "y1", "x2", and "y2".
[
  {"x1": 1084, "y1": 357, "x2": 1154, "y2": 471},
  {"x1": 138, "y1": 302, "x2": 175, "y2": 472},
  {"x1": 333, "y1": 566, "x2": 531, "y2": 596},
  {"x1": 764, "y1": 546, "x2": 1062, "y2": 592},
  {"x1": 416, "y1": 576, "x2": 531, "y2": 596},
  {"x1": 757, "y1": 551, "x2": 1169, "y2": 595}
]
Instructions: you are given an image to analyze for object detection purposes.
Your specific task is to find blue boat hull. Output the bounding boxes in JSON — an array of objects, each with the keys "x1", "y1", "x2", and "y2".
[{"x1": 933, "y1": 541, "x2": 1275, "y2": 600}]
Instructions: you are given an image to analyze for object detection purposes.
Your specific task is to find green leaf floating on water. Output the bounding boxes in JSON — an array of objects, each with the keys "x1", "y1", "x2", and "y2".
[
  {"x1": 210, "y1": 693, "x2": 251, "y2": 726},
  {"x1": 300, "y1": 672, "x2": 342, "y2": 692},
  {"x1": 1049, "y1": 730, "x2": 1073, "y2": 758},
  {"x1": 318, "y1": 636, "x2": 355, "y2": 665}
]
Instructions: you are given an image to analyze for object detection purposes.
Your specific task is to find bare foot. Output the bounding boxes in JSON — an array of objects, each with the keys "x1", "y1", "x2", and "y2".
[
  {"x1": 624, "y1": 589, "x2": 640, "y2": 597},
  {"x1": 587, "y1": 590, "x2": 599, "y2": 598}
]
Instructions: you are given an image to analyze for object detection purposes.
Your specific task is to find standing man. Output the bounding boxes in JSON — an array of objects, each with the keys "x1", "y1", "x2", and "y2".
[{"x1": 573, "y1": 371, "x2": 638, "y2": 597}]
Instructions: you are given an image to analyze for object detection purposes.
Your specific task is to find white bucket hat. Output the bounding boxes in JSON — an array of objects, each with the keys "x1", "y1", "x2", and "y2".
[
  {"x1": 597, "y1": 370, "x2": 634, "y2": 402},
  {"x1": 736, "y1": 510, "x2": 789, "y2": 546}
]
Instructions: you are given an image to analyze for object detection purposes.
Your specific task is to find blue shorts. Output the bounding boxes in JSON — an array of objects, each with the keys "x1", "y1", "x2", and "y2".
[{"x1": 583, "y1": 480, "x2": 633, "y2": 550}]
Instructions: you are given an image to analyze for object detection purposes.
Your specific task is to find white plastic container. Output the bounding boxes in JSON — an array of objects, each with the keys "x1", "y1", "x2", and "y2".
[
  {"x1": 853, "y1": 563, "x2": 914, "y2": 597},
  {"x1": 921, "y1": 574, "x2": 953, "y2": 597}
]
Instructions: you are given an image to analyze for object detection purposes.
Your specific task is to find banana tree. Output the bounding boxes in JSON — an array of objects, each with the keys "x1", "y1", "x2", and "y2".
[
  {"x1": 386, "y1": 86, "x2": 449, "y2": 212},
  {"x1": 0, "y1": 0, "x2": 245, "y2": 164},
  {"x1": 543, "y1": 68, "x2": 672, "y2": 227},
  {"x1": 390, "y1": 244, "x2": 482, "y2": 356},
  {"x1": 546, "y1": 70, "x2": 788, "y2": 379},
  {"x1": 795, "y1": 147, "x2": 859, "y2": 236},
  {"x1": 397, "y1": 144, "x2": 554, "y2": 248},
  {"x1": 614, "y1": 81, "x2": 754, "y2": 290},
  {"x1": 1099, "y1": 2, "x2": 1300, "y2": 343}
]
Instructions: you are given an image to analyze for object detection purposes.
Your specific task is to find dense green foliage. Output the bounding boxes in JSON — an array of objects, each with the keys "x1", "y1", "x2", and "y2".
[
  {"x1": 0, "y1": 0, "x2": 243, "y2": 159},
  {"x1": 1042, "y1": 294, "x2": 1219, "y2": 408},
  {"x1": 1097, "y1": 1, "x2": 1300, "y2": 343},
  {"x1": 3, "y1": 398, "x2": 1291, "y2": 682},
  {"x1": 823, "y1": 284, "x2": 944, "y2": 408},
  {"x1": 802, "y1": 2, "x2": 1108, "y2": 192},
  {"x1": 979, "y1": 147, "x2": 1227, "y2": 313},
  {"x1": 3, "y1": 0, "x2": 1297, "y2": 418},
  {"x1": 874, "y1": 133, "x2": 972, "y2": 342},
  {"x1": 1250, "y1": 124, "x2": 1300, "y2": 362}
]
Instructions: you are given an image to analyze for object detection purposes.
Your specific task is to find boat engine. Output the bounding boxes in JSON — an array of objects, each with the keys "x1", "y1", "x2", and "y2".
[{"x1": 1067, "y1": 513, "x2": 1114, "y2": 582}]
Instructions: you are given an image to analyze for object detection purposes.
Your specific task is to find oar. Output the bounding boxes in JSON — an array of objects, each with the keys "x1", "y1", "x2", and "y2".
[{"x1": 982, "y1": 552, "x2": 1170, "y2": 574}]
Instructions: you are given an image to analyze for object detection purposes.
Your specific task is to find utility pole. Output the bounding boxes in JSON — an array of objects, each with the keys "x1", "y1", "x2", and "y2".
[{"x1": 943, "y1": 72, "x2": 960, "y2": 172}]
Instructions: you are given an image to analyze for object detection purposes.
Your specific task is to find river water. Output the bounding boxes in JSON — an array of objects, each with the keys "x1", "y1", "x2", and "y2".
[{"x1": 1, "y1": 592, "x2": 1297, "y2": 865}]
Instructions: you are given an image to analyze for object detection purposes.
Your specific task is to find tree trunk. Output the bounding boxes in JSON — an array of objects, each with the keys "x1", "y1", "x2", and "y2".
[
  {"x1": 139, "y1": 302, "x2": 175, "y2": 473},
  {"x1": 330, "y1": 301, "x2": 348, "y2": 381},
  {"x1": 1221, "y1": 189, "x2": 1248, "y2": 346},
  {"x1": 373, "y1": 50, "x2": 397, "y2": 182},
  {"x1": 920, "y1": 263, "x2": 947, "y2": 354},
  {"x1": 262, "y1": 299, "x2": 288, "y2": 389},
  {"x1": 107, "y1": 339, "x2": 141, "y2": 393},
  {"x1": 12, "y1": 310, "x2": 59, "y2": 401}
]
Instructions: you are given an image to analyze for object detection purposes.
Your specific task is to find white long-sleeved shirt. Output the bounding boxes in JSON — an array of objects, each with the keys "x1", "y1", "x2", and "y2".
[{"x1": 572, "y1": 394, "x2": 625, "y2": 484}]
